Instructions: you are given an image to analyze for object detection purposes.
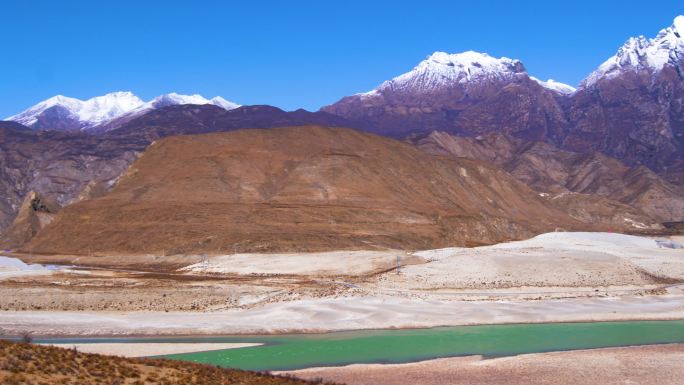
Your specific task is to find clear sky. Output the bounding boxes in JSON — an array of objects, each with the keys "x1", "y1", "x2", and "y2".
[{"x1": 1, "y1": 0, "x2": 683, "y2": 117}]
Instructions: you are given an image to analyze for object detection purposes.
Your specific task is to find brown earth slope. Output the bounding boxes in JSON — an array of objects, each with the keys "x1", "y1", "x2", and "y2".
[
  {"x1": 25, "y1": 126, "x2": 589, "y2": 259},
  {"x1": 413, "y1": 131, "x2": 684, "y2": 224},
  {"x1": 0, "y1": 106, "x2": 350, "y2": 243}
]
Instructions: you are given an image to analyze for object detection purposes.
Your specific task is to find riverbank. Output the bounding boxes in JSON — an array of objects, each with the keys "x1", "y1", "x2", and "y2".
[
  {"x1": 1, "y1": 232, "x2": 682, "y2": 336},
  {"x1": 3, "y1": 292, "x2": 684, "y2": 336},
  {"x1": 282, "y1": 344, "x2": 684, "y2": 385}
]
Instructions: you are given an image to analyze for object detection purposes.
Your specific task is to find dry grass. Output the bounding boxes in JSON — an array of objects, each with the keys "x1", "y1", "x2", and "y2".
[{"x1": 0, "y1": 339, "x2": 340, "y2": 385}]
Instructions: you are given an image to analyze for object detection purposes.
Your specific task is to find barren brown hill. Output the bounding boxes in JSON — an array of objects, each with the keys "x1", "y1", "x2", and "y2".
[
  {"x1": 413, "y1": 131, "x2": 684, "y2": 224},
  {"x1": 0, "y1": 340, "x2": 338, "y2": 385},
  {"x1": 0, "y1": 105, "x2": 351, "y2": 242},
  {"x1": 25, "y1": 126, "x2": 589, "y2": 260}
]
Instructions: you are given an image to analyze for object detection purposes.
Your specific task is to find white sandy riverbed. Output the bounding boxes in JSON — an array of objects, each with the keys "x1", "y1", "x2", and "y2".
[
  {"x1": 2, "y1": 232, "x2": 683, "y2": 336},
  {"x1": 0, "y1": 256, "x2": 55, "y2": 279},
  {"x1": 3, "y1": 292, "x2": 684, "y2": 336},
  {"x1": 182, "y1": 250, "x2": 421, "y2": 276}
]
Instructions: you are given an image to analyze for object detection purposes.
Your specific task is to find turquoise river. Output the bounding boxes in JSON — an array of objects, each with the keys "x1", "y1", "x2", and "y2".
[{"x1": 35, "y1": 320, "x2": 684, "y2": 371}]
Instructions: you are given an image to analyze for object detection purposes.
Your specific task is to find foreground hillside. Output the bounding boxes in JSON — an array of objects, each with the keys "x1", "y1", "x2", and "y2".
[
  {"x1": 23, "y1": 125, "x2": 587, "y2": 260},
  {"x1": 0, "y1": 340, "x2": 336, "y2": 385}
]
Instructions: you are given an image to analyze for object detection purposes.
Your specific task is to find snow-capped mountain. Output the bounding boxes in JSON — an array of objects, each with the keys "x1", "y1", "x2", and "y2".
[
  {"x1": 323, "y1": 50, "x2": 571, "y2": 139},
  {"x1": 323, "y1": 16, "x2": 684, "y2": 183},
  {"x1": 7, "y1": 92, "x2": 145, "y2": 131},
  {"x1": 6, "y1": 92, "x2": 240, "y2": 132},
  {"x1": 566, "y1": 16, "x2": 684, "y2": 181},
  {"x1": 370, "y1": 51, "x2": 527, "y2": 94},
  {"x1": 581, "y1": 15, "x2": 684, "y2": 87},
  {"x1": 350, "y1": 51, "x2": 574, "y2": 98},
  {"x1": 140, "y1": 93, "x2": 240, "y2": 111},
  {"x1": 530, "y1": 77, "x2": 576, "y2": 95},
  {"x1": 90, "y1": 93, "x2": 243, "y2": 133}
]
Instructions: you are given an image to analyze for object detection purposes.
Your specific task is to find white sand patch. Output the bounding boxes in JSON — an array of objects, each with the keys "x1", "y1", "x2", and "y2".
[
  {"x1": 491, "y1": 232, "x2": 658, "y2": 250},
  {"x1": 3, "y1": 292, "x2": 684, "y2": 336},
  {"x1": 39, "y1": 342, "x2": 261, "y2": 357},
  {"x1": 182, "y1": 250, "x2": 420, "y2": 276},
  {"x1": 0, "y1": 256, "x2": 52, "y2": 279},
  {"x1": 3, "y1": 232, "x2": 682, "y2": 336},
  {"x1": 399, "y1": 232, "x2": 684, "y2": 291}
]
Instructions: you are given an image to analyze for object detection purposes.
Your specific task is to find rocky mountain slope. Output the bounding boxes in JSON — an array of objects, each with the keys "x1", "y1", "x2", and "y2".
[
  {"x1": 0, "y1": 106, "x2": 350, "y2": 242},
  {"x1": 24, "y1": 126, "x2": 589, "y2": 257},
  {"x1": 4, "y1": 17, "x2": 684, "y2": 251},
  {"x1": 105, "y1": 104, "x2": 351, "y2": 142},
  {"x1": 322, "y1": 51, "x2": 570, "y2": 141},
  {"x1": 323, "y1": 16, "x2": 684, "y2": 185},
  {"x1": 565, "y1": 16, "x2": 684, "y2": 184},
  {"x1": 0, "y1": 121, "x2": 144, "y2": 238},
  {"x1": 413, "y1": 131, "x2": 684, "y2": 224}
]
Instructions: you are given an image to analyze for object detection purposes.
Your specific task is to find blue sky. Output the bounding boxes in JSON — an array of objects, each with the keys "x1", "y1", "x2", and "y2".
[{"x1": 1, "y1": 0, "x2": 683, "y2": 117}]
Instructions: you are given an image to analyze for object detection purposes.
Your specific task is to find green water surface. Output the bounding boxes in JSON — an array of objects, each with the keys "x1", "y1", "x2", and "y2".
[{"x1": 38, "y1": 320, "x2": 684, "y2": 371}]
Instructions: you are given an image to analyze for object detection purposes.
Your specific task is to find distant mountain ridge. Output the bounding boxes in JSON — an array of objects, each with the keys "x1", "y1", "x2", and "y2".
[
  {"x1": 321, "y1": 50, "x2": 572, "y2": 141},
  {"x1": 1, "y1": 105, "x2": 680, "y2": 252},
  {"x1": 563, "y1": 16, "x2": 684, "y2": 185},
  {"x1": 323, "y1": 16, "x2": 684, "y2": 185},
  {"x1": 2, "y1": 16, "x2": 684, "y2": 250},
  {"x1": 6, "y1": 91, "x2": 240, "y2": 133},
  {"x1": 581, "y1": 15, "x2": 684, "y2": 87}
]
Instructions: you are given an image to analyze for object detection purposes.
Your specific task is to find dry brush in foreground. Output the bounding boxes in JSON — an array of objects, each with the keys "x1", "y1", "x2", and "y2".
[{"x1": 0, "y1": 339, "x2": 339, "y2": 385}]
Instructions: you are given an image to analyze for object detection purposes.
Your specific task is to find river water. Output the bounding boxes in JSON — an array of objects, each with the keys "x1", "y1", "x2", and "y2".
[{"x1": 36, "y1": 320, "x2": 684, "y2": 371}]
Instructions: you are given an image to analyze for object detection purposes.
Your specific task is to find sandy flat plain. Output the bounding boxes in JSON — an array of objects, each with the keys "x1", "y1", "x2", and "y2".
[
  {"x1": 282, "y1": 344, "x2": 684, "y2": 385},
  {"x1": 2, "y1": 293, "x2": 684, "y2": 336},
  {"x1": 0, "y1": 256, "x2": 54, "y2": 279},
  {"x1": 0, "y1": 232, "x2": 682, "y2": 335},
  {"x1": 182, "y1": 250, "x2": 423, "y2": 276}
]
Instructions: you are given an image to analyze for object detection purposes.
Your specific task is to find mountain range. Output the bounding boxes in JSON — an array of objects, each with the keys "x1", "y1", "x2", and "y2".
[
  {"x1": 2, "y1": 16, "x2": 684, "y2": 253},
  {"x1": 6, "y1": 92, "x2": 240, "y2": 133},
  {"x1": 323, "y1": 16, "x2": 684, "y2": 185}
]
